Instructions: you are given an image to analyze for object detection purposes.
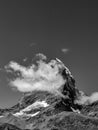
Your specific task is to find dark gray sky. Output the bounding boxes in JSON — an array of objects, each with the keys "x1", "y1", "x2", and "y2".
[{"x1": 0, "y1": 0, "x2": 98, "y2": 108}]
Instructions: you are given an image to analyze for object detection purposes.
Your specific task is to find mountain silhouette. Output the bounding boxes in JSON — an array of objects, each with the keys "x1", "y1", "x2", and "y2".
[{"x1": 0, "y1": 58, "x2": 98, "y2": 130}]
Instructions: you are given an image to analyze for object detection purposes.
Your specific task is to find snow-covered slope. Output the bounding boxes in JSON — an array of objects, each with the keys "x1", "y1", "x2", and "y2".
[{"x1": 13, "y1": 100, "x2": 49, "y2": 117}]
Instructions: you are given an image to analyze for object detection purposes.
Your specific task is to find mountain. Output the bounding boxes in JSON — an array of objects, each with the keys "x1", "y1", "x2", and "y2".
[{"x1": 0, "y1": 58, "x2": 98, "y2": 130}]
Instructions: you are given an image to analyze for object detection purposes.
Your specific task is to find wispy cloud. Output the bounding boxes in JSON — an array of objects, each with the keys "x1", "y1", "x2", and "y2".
[
  {"x1": 61, "y1": 48, "x2": 69, "y2": 54},
  {"x1": 30, "y1": 42, "x2": 36, "y2": 47},
  {"x1": 75, "y1": 91, "x2": 98, "y2": 105}
]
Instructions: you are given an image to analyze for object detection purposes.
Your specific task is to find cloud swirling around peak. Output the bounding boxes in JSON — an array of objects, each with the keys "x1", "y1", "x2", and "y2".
[{"x1": 5, "y1": 53, "x2": 66, "y2": 94}]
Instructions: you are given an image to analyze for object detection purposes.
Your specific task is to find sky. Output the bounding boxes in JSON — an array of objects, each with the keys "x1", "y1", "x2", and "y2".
[{"x1": 0, "y1": 0, "x2": 98, "y2": 108}]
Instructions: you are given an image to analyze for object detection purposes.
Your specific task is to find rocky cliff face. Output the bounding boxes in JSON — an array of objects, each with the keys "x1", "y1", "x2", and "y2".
[{"x1": 0, "y1": 58, "x2": 98, "y2": 130}]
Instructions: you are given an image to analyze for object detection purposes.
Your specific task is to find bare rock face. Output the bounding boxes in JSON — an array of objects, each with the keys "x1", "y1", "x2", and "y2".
[{"x1": 0, "y1": 59, "x2": 98, "y2": 130}]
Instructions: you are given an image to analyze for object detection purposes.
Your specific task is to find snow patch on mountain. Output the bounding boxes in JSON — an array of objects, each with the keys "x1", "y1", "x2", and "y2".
[
  {"x1": 13, "y1": 100, "x2": 49, "y2": 117},
  {"x1": 22, "y1": 100, "x2": 49, "y2": 112},
  {"x1": 13, "y1": 111, "x2": 39, "y2": 117}
]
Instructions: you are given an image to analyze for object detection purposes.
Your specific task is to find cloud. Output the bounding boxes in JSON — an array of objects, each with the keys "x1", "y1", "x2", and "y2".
[
  {"x1": 75, "y1": 91, "x2": 98, "y2": 105},
  {"x1": 36, "y1": 53, "x2": 47, "y2": 61},
  {"x1": 5, "y1": 53, "x2": 66, "y2": 95},
  {"x1": 61, "y1": 48, "x2": 69, "y2": 54}
]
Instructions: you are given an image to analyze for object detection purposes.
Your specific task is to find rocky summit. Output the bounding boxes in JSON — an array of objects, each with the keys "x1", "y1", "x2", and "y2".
[{"x1": 0, "y1": 59, "x2": 98, "y2": 130}]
